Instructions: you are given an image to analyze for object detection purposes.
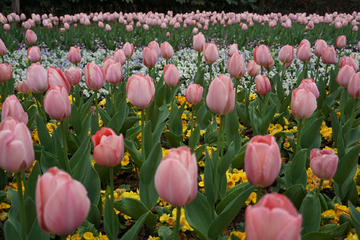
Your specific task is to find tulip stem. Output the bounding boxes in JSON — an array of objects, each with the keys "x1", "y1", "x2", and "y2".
[
  {"x1": 316, "y1": 179, "x2": 323, "y2": 199},
  {"x1": 3, "y1": 81, "x2": 7, "y2": 100},
  {"x1": 141, "y1": 108, "x2": 145, "y2": 163},
  {"x1": 281, "y1": 65, "x2": 286, "y2": 87},
  {"x1": 126, "y1": 59, "x2": 130, "y2": 81},
  {"x1": 109, "y1": 166, "x2": 115, "y2": 225},
  {"x1": 61, "y1": 121, "x2": 71, "y2": 173},
  {"x1": 340, "y1": 88, "x2": 348, "y2": 125},
  {"x1": 71, "y1": 86, "x2": 75, "y2": 105},
  {"x1": 315, "y1": 57, "x2": 321, "y2": 83},
  {"x1": 302, "y1": 61, "x2": 306, "y2": 83},
  {"x1": 197, "y1": 52, "x2": 201, "y2": 71},
  {"x1": 256, "y1": 186, "x2": 261, "y2": 203},
  {"x1": 234, "y1": 78, "x2": 238, "y2": 100},
  {"x1": 95, "y1": 90, "x2": 99, "y2": 131},
  {"x1": 173, "y1": 206, "x2": 182, "y2": 239},
  {"x1": 245, "y1": 77, "x2": 254, "y2": 114},
  {"x1": 16, "y1": 172, "x2": 27, "y2": 240},
  {"x1": 61, "y1": 235, "x2": 67, "y2": 240},
  {"x1": 190, "y1": 107, "x2": 195, "y2": 153},
  {"x1": 218, "y1": 115, "x2": 226, "y2": 159},
  {"x1": 295, "y1": 119, "x2": 303, "y2": 155},
  {"x1": 1, "y1": 56, "x2": 4, "y2": 63},
  {"x1": 170, "y1": 87, "x2": 174, "y2": 126},
  {"x1": 344, "y1": 99, "x2": 358, "y2": 147}
]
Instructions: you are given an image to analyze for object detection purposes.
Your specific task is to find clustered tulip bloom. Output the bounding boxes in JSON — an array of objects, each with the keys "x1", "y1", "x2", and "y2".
[
  {"x1": 0, "y1": 63, "x2": 12, "y2": 83},
  {"x1": 244, "y1": 135, "x2": 281, "y2": 187},
  {"x1": 291, "y1": 87, "x2": 317, "y2": 119},
  {"x1": 155, "y1": 146, "x2": 197, "y2": 207},
  {"x1": 245, "y1": 193, "x2": 302, "y2": 240},
  {"x1": 64, "y1": 66, "x2": 81, "y2": 86},
  {"x1": 314, "y1": 39, "x2": 328, "y2": 57},
  {"x1": 247, "y1": 60, "x2": 261, "y2": 77},
  {"x1": 84, "y1": 62, "x2": 106, "y2": 91},
  {"x1": 298, "y1": 78, "x2": 319, "y2": 99},
  {"x1": 0, "y1": 117, "x2": 34, "y2": 173},
  {"x1": 1, "y1": 95, "x2": 28, "y2": 124},
  {"x1": 44, "y1": 85, "x2": 71, "y2": 121},
  {"x1": 339, "y1": 56, "x2": 358, "y2": 72},
  {"x1": 126, "y1": 73, "x2": 155, "y2": 109},
  {"x1": 255, "y1": 75, "x2": 271, "y2": 95},
  {"x1": 92, "y1": 128, "x2": 124, "y2": 167},
  {"x1": 185, "y1": 84, "x2": 203, "y2": 105},
  {"x1": 163, "y1": 64, "x2": 180, "y2": 87},
  {"x1": 148, "y1": 41, "x2": 160, "y2": 57},
  {"x1": 68, "y1": 46, "x2": 81, "y2": 65},
  {"x1": 227, "y1": 52, "x2": 246, "y2": 78},
  {"x1": 47, "y1": 67, "x2": 71, "y2": 93},
  {"x1": 310, "y1": 149, "x2": 338, "y2": 180},
  {"x1": 206, "y1": 74, "x2": 235, "y2": 115},
  {"x1": 36, "y1": 167, "x2": 90, "y2": 235},
  {"x1": 102, "y1": 57, "x2": 116, "y2": 73}
]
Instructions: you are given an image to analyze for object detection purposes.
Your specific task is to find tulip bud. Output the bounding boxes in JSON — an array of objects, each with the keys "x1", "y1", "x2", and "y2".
[
  {"x1": 228, "y1": 44, "x2": 239, "y2": 57},
  {"x1": 68, "y1": 46, "x2": 81, "y2": 65},
  {"x1": 27, "y1": 46, "x2": 41, "y2": 63},
  {"x1": 102, "y1": 57, "x2": 116, "y2": 73},
  {"x1": 47, "y1": 67, "x2": 71, "y2": 93},
  {"x1": 291, "y1": 87, "x2": 317, "y2": 119},
  {"x1": 244, "y1": 135, "x2": 281, "y2": 187},
  {"x1": 336, "y1": 35, "x2": 346, "y2": 48},
  {"x1": 339, "y1": 56, "x2": 358, "y2": 72},
  {"x1": 155, "y1": 146, "x2": 197, "y2": 207},
  {"x1": 25, "y1": 29, "x2": 37, "y2": 45},
  {"x1": 1, "y1": 95, "x2": 28, "y2": 124},
  {"x1": 142, "y1": 47, "x2": 158, "y2": 68},
  {"x1": 123, "y1": 42, "x2": 134, "y2": 58},
  {"x1": 255, "y1": 75, "x2": 271, "y2": 95},
  {"x1": 113, "y1": 49, "x2": 126, "y2": 65},
  {"x1": 278, "y1": 45, "x2": 294, "y2": 63},
  {"x1": 310, "y1": 149, "x2": 338, "y2": 180},
  {"x1": 336, "y1": 65, "x2": 355, "y2": 88},
  {"x1": 126, "y1": 73, "x2": 155, "y2": 109},
  {"x1": 44, "y1": 85, "x2": 71, "y2": 121},
  {"x1": 314, "y1": 39, "x2": 328, "y2": 57},
  {"x1": 247, "y1": 60, "x2": 261, "y2": 77},
  {"x1": 26, "y1": 63, "x2": 48, "y2": 93},
  {"x1": 321, "y1": 47, "x2": 337, "y2": 65},
  {"x1": 163, "y1": 64, "x2": 179, "y2": 87},
  {"x1": 0, "y1": 63, "x2": 12, "y2": 83},
  {"x1": 148, "y1": 40, "x2": 160, "y2": 57},
  {"x1": 106, "y1": 63, "x2": 123, "y2": 85},
  {"x1": 348, "y1": 72, "x2": 360, "y2": 99},
  {"x1": 64, "y1": 66, "x2": 81, "y2": 86},
  {"x1": 185, "y1": 84, "x2": 203, "y2": 105},
  {"x1": 298, "y1": 78, "x2": 319, "y2": 99},
  {"x1": 160, "y1": 41, "x2": 174, "y2": 60},
  {"x1": 253, "y1": 45, "x2": 270, "y2": 66},
  {"x1": 296, "y1": 41, "x2": 311, "y2": 62},
  {"x1": 0, "y1": 39, "x2": 7, "y2": 56},
  {"x1": 206, "y1": 74, "x2": 235, "y2": 115},
  {"x1": 227, "y1": 52, "x2": 246, "y2": 78},
  {"x1": 0, "y1": 117, "x2": 34, "y2": 173},
  {"x1": 193, "y1": 32, "x2": 205, "y2": 52},
  {"x1": 16, "y1": 80, "x2": 30, "y2": 94},
  {"x1": 84, "y1": 62, "x2": 106, "y2": 91},
  {"x1": 203, "y1": 43, "x2": 219, "y2": 64}
]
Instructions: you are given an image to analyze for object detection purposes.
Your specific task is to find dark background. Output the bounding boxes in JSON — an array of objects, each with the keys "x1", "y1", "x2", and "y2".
[{"x1": 1, "y1": 0, "x2": 360, "y2": 17}]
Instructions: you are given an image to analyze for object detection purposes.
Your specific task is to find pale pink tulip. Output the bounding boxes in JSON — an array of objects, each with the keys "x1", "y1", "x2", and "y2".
[
  {"x1": 0, "y1": 63, "x2": 12, "y2": 83},
  {"x1": 310, "y1": 149, "x2": 338, "y2": 180},
  {"x1": 185, "y1": 84, "x2": 203, "y2": 105},
  {"x1": 227, "y1": 52, "x2": 246, "y2": 78},
  {"x1": 255, "y1": 75, "x2": 271, "y2": 95},
  {"x1": 206, "y1": 75, "x2": 235, "y2": 115},
  {"x1": 163, "y1": 64, "x2": 179, "y2": 87},
  {"x1": 26, "y1": 63, "x2": 48, "y2": 93},
  {"x1": 106, "y1": 63, "x2": 123, "y2": 85},
  {"x1": 47, "y1": 67, "x2": 71, "y2": 93},
  {"x1": 1, "y1": 95, "x2": 28, "y2": 124},
  {"x1": 291, "y1": 88, "x2": 317, "y2": 119},
  {"x1": 298, "y1": 78, "x2": 320, "y2": 98},
  {"x1": 84, "y1": 62, "x2": 106, "y2": 91},
  {"x1": 44, "y1": 85, "x2": 71, "y2": 121},
  {"x1": 126, "y1": 73, "x2": 155, "y2": 109},
  {"x1": 64, "y1": 66, "x2": 81, "y2": 86},
  {"x1": 27, "y1": 46, "x2": 41, "y2": 63}
]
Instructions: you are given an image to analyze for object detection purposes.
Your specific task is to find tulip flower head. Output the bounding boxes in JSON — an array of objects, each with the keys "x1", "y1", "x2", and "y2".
[
  {"x1": 310, "y1": 149, "x2": 338, "y2": 180},
  {"x1": 206, "y1": 74, "x2": 235, "y2": 115}
]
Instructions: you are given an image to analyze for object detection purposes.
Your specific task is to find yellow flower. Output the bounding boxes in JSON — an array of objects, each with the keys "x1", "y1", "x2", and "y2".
[
  {"x1": 148, "y1": 236, "x2": 160, "y2": 240},
  {"x1": 245, "y1": 192, "x2": 257, "y2": 205},
  {"x1": 121, "y1": 153, "x2": 130, "y2": 166},
  {"x1": 231, "y1": 173, "x2": 240, "y2": 183},
  {"x1": 83, "y1": 232, "x2": 95, "y2": 240},
  {"x1": 99, "y1": 99, "x2": 106, "y2": 107},
  {"x1": 345, "y1": 232, "x2": 359, "y2": 240},
  {"x1": 99, "y1": 232, "x2": 109, "y2": 240},
  {"x1": 229, "y1": 231, "x2": 246, "y2": 240},
  {"x1": 227, "y1": 180, "x2": 235, "y2": 189},
  {"x1": 283, "y1": 142, "x2": 290, "y2": 148},
  {"x1": 160, "y1": 213, "x2": 170, "y2": 223},
  {"x1": 198, "y1": 161, "x2": 205, "y2": 167},
  {"x1": 71, "y1": 233, "x2": 82, "y2": 240},
  {"x1": 162, "y1": 148, "x2": 170, "y2": 157}
]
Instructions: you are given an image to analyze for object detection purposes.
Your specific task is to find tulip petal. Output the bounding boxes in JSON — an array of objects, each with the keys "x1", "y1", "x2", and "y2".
[
  {"x1": 154, "y1": 159, "x2": 191, "y2": 206},
  {"x1": 244, "y1": 144, "x2": 262, "y2": 187},
  {"x1": 245, "y1": 206, "x2": 271, "y2": 240},
  {"x1": 93, "y1": 144, "x2": 120, "y2": 167},
  {"x1": 206, "y1": 79, "x2": 228, "y2": 115},
  {"x1": 262, "y1": 144, "x2": 281, "y2": 187}
]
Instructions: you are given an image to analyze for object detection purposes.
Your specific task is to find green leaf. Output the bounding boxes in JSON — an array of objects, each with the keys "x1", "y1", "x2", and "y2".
[
  {"x1": 279, "y1": 91, "x2": 292, "y2": 113},
  {"x1": 285, "y1": 150, "x2": 307, "y2": 189},
  {"x1": 71, "y1": 146, "x2": 91, "y2": 182},
  {"x1": 164, "y1": 131, "x2": 182, "y2": 148},
  {"x1": 24, "y1": 197, "x2": 37, "y2": 235},
  {"x1": 114, "y1": 197, "x2": 158, "y2": 227},
  {"x1": 216, "y1": 182, "x2": 249, "y2": 214},
  {"x1": 78, "y1": 220, "x2": 99, "y2": 238},
  {"x1": 87, "y1": 204, "x2": 101, "y2": 230},
  {"x1": 184, "y1": 192, "x2": 213, "y2": 240},
  {"x1": 225, "y1": 109, "x2": 239, "y2": 147},
  {"x1": 104, "y1": 195, "x2": 119, "y2": 240},
  {"x1": 4, "y1": 220, "x2": 22, "y2": 240},
  {"x1": 35, "y1": 114, "x2": 53, "y2": 153},
  {"x1": 80, "y1": 94, "x2": 96, "y2": 121},
  {"x1": 124, "y1": 139, "x2": 142, "y2": 168},
  {"x1": 25, "y1": 161, "x2": 41, "y2": 201},
  {"x1": 344, "y1": 180, "x2": 358, "y2": 206},
  {"x1": 158, "y1": 226, "x2": 174, "y2": 240},
  {"x1": 7, "y1": 188, "x2": 20, "y2": 230},
  {"x1": 120, "y1": 212, "x2": 148, "y2": 240},
  {"x1": 284, "y1": 184, "x2": 307, "y2": 210},
  {"x1": 70, "y1": 104, "x2": 82, "y2": 136},
  {"x1": 333, "y1": 145, "x2": 360, "y2": 185},
  {"x1": 143, "y1": 121, "x2": 153, "y2": 160},
  {"x1": 171, "y1": 102, "x2": 185, "y2": 136},
  {"x1": 349, "y1": 202, "x2": 360, "y2": 237},
  {"x1": 260, "y1": 104, "x2": 277, "y2": 135},
  {"x1": 207, "y1": 184, "x2": 256, "y2": 238},
  {"x1": 40, "y1": 150, "x2": 60, "y2": 173},
  {"x1": 299, "y1": 192, "x2": 321, "y2": 235},
  {"x1": 120, "y1": 117, "x2": 141, "y2": 135},
  {"x1": 300, "y1": 117, "x2": 323, "y2": 149},
  {"x1": 27, "y1": 219, "x2": 50, "y2": 240}
]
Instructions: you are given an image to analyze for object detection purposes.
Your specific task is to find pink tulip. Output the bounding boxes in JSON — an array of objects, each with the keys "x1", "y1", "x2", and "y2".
[
  {"x1": 227, "y1": 52, "x2": 246, "y2": 78},
  {"x1": 27, "y1": 46, "x2": 41, "y2": 63},
  {"x1": 266, "y1": 53, "x2": 274, "y2": 69},
  {"x1": 163, "y1": 64, "x2": 179, "y2": 87},
  {"x1": 0, "y1": 39, "x2": 7, "y2": 56},
  {"x1": 336, "y1": 35, "x2": 346, "y2": 48},
  {"x1": 244, "y1": 135, "x2": 281, "y2": 187},
  {"x1": 113, "y1": 49, "x2": 126, "y2": 65},
  {"x1": 123, "y1": 42, "x2": 134, "y2": 58},
  {"x1": 98, "y1": 21, "x2": 104, "y2": 28},
  {"x1": 298, "y1": 78, "x2": 320, "y2": 99},
  {"x1": 185, "y1": 84, "x2": 203, "y2": 105},
  {"x1": 348, "y1": 73, "x2": 360, "y2": 99},
  {"x1": 64, "y1": 66, "x2": 81, "y2": 86},
  {"x1": 253, "y1": 45, "x2": 270, "y2": 67},
  {"x1": 0, "y1": 63, "x2": 12, "y2": 83},
  {"x1": 1, "y1": 95, "x2": 28, "y2": 124},
  {"x1": 193, "y1": 32, "x2": 205, "y2": 52},
  {"x1": 160, "y1": 41, "x2": 174, "y2": 60},
  {"x1": 245, "y1": 193, "x2": 302, "y2": 240},
  {"x1": 126, "y1": 25, "x2": 133, "y2": 32},
  {"x1": 291, "y1": 88, "x2": 317, "y2": 119},
  {"x1": 44, "y1": 85, "x2": 71, "y2": 121},
  {"x1": 16, "y1": 81, "x2": 30, "y2": 94},
  {"x1": 336, "y1": 65, "x2": 356, "y2": 88},
  {"x1": 126, "y1": 73, "x2": 155, "y2": 109},
  {"x1": 3, "y1": 24, "x2": 10, "y2": 31},
  {"x1": 339, "y1": 56, "x2": 358, "y2": 72},
  {"x1": 206, "y1": 74, "x2": 235, "y2": 115},
  {"x1": 84, "y1": 62, "x2": 106, "y2": 91},
  {"x1": 278, "y1": 45, "x2": 294, "y2": 63},
  {"x1": 310, "y1": 149, "x2": 338, "y2": 180},
  {"x1": 105, "y1": 24, "x2": 111, "y2": 31},
  {"x1": 47, "y1": 67, "x2": 71, "y2": 93},
  {"x1": 106, "y1": 63, "x2": 123, "y2": 85},
  {"x1": 353, "y1": 26, "x2": 358, "y2": 32},
  {"x1": 142, "y1": 47, "x2": 158, "y2": 68},
  {"x1": 0, "y1": 117, "x2": 34, "y2": 173},
  {"x1": 102, "y1": 56, "x2": 116, "y2": 73},
  {"x1": 68, "y1": 46, "x2": 81, "y2": 65},
  {"x1": 321, "y1": 47, "x2": 337, "y2": 65},
  {"x1": 203, "y1": 43, "x2": 219, "y2": 64},
  {"x1": 25, "y1": 29, "x2": 37, "y2": 45},
  {"x1": 247, "y1": 60, "x2": 261, "y2": 77},
  {"x1": 228, "y1": 44, "x2": 238, "y2": 57},
  {"x1": 296, "y1": 41, "x2": 311, "y2": 62},
  {"x1": 241, "y1": 23, "x2": 248, "y2": 31},
  {"x1": 314, "y1": 40, "x2": 327, "y2": 57},
  {"x1": 36, "y1": 167, "x2": 90, "y2": 235},
  {"x1": 148, "y1": 40, "x2": 160, "y2": 57},
  {"x1": 166, "y1": 32, "x2": 170, "y2": 38},
  {"x1": 255, "y1": 75, "x2": 271, "y2": 95},
  {"x1": 155, "y1": 146, "x2": 197, "y2": 207},
  {"x1": 92, "y1": 128, "x2": 124, "y2": 167},
  {"x1": 26, "y1": 63, "x2": 48, "y2": 93}
]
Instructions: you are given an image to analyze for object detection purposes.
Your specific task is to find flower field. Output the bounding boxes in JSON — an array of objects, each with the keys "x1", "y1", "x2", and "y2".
[{"x1": 1, "y1": 9, "x2": 360, "y2": 240}]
